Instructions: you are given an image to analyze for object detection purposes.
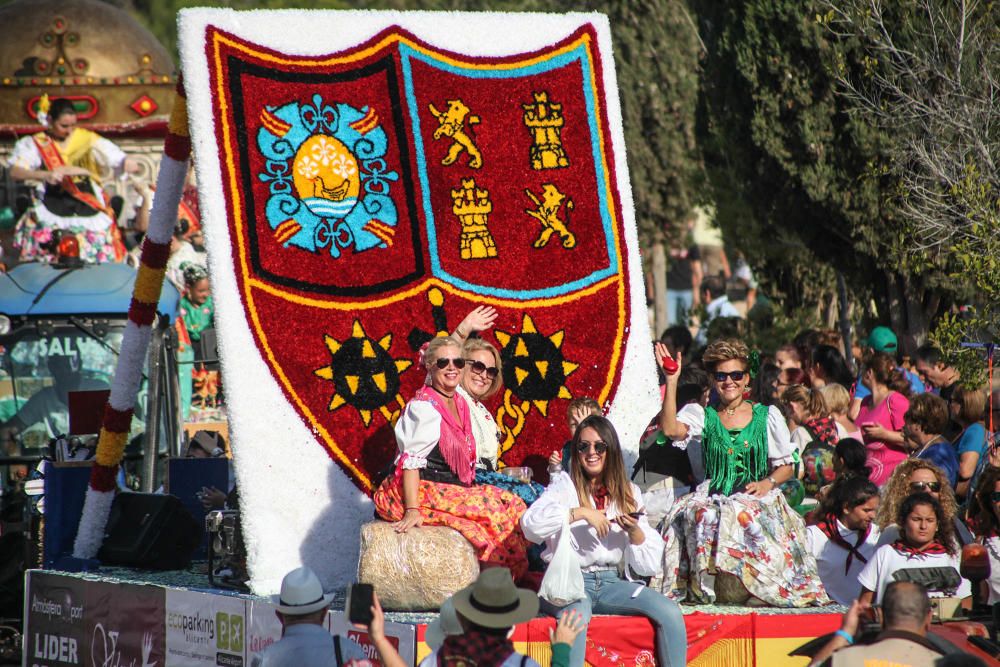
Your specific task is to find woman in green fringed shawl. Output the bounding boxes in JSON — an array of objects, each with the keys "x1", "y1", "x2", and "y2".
[{"x1": 653, "y1": 339, "x2": 830, "y2": 608}]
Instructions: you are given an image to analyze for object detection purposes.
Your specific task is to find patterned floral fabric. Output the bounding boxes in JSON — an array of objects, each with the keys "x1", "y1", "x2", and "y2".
[
  {"x1": 475, "y1": 470, "x2": 545, "y2": 506},
  {"x1": 660, "y1": 483, "x2": 830, "y2": 607},
  {"x1": 14, "y1": 214, "x2": 119, "y2": 264},
  {"x1": 373, "y1": 476, "x2": 529, "y2": 580}
]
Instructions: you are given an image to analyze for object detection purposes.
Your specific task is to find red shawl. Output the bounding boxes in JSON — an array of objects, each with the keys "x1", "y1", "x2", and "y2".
[
  {"x1": 414, "y1": 385, "x2": 476, "y2": 485},
  {"x1": 892, "y1": 539, "x2": 949, "y2": 557},
  {"x1": 804, "y1": 416, "x2": 839, "y2": 447},
  {"x1": 817, "y1": 513, "x2": 871, "y2": 575}
]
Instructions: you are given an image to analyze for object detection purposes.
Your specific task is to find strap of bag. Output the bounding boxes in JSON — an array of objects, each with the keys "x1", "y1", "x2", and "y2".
[{"x1": 334, "y1": 635, "x2": 343, "y2": 667}]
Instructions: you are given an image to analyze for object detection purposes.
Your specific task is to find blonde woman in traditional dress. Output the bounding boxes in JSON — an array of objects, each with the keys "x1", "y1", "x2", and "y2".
[
  {"x1": 373, "y1": 336, "x2": 529, "y2": 578},
  {"x1": 656, "y1": 338, "x2": 828, "y2": 606},
  {"x1": 452, "y1": 307, "x2": 545, "y2": 502}
]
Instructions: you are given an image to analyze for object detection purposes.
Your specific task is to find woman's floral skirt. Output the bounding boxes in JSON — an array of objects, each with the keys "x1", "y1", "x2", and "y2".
[
  {"x1": 374, "y1": 475, "x2": 529, "y2": 580},
  {"x1": 14, "y1": 205, "x2": 122, "y2": 264},
  {"x1": 660, "y1": 482, "x2": 830, "y2": 607}
]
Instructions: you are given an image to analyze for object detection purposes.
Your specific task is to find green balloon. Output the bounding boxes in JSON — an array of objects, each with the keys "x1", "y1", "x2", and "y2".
[
  {"x1": 780, "y1": 478, "x2": 806, "y2": 508},
  {"x1": 0, "y1": 206, "x2": 15, "y2": 231}
]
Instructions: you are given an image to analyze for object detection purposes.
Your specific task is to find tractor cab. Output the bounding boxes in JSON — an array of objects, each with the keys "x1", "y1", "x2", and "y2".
[{"x1": 0, "y1": 261, "x2": 182, "y2": 491}]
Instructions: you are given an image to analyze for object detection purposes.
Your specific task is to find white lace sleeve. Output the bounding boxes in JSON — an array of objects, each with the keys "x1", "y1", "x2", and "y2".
[
  {"x1": 766, "y1": 405, "x2": 795, "y2": 466},
  {"x1": 93, "y1": 136, "x2": 127, "y2": 171},
  {"x1": 9, "y1": 136, "x2": 41, "y2": 171},
  {"x1": 671, "y1": 403, "x2": 705, "y2": 450},
  {"x1": 393, "y1": 400, "x2": 441, "y2": 469}
]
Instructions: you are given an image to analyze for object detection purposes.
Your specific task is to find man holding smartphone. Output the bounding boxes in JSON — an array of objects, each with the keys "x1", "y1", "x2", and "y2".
[{"x1": 253, "y1": 567, "x2": 368, "y2": 667}]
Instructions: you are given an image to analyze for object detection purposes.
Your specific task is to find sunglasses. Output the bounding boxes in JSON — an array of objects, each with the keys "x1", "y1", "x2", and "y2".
[
  {"x1": 909, "y1": 481, "x2": 942, "y2": 493},
  {"x1": 576, "y1": 440, "x2": 609, "y2": 455},
  {"x1": 713, "y1": 371, "x2": 747, "y2": 383},
  {"x1": 990, "y1": 492, "x2": 1000, "y2": 503},
  {"x1": 465, "y1": 359, "x2": 499, "y2": 379},
  {"x1": 434, "y1": 357, "x2": 466, "y2": 370}
]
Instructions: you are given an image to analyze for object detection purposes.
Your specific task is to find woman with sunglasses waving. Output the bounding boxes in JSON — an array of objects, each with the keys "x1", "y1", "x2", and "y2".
[
  {"x1": 857, "y1": 493, "x2": 970, "y2": 605},
  {"x1": 521, "y1": 415, "x2": 687, "y2": 667},
  {"x1": 372, "y1": 335, "x2": 530, "y2": 579},
  {"x1": 874, "y1": 459, "x2": 972, "y2": 549},
  {"x1": 451, "y1": 307, "x2": 546, "y2": 504},
  {"x1": 655, "y1": 339, "x2": 829, "y2": 607}
]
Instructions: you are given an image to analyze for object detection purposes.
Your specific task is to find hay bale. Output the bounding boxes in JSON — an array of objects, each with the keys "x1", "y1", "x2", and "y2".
[
  {"x1": 713, "y1": 572, "x2": 751, "y2": 604},
  {"x1": 357, "y1": 521, "x2": 479, "y2": 611}
]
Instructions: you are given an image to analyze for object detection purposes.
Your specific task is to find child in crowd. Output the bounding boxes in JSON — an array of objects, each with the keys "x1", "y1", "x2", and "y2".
[
  {"x1": 775, "y1": 344, "x2": 803, "y2": 370},
  {"x1": 548, "y1": 397, "x2": 601, "y2": 476},
  {"x1": 806, "y1": 476, "x2": 881, "y2": 605}
]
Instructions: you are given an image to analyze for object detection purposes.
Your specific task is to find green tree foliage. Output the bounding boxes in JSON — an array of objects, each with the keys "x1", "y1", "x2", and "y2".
[
  {"x1": 819, "y1": 0, "x2": 1000, "y2": 384},
  {"x1": 693, "y1": 0, "x2": 959, "y2": 343},
  {"x1": 120, "y1": 0, "x2": 349, "y2": 58},
  {"x1": 695, "y1": 2, "x2": 871, "y2": 308}
]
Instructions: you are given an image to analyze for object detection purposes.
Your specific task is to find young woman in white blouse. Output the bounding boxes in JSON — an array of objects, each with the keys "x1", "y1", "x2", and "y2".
[
  {"x1": 857, "y1": 493, "x2": 971, "y2": 605},
  {"x1": 805, "y1": 476, "x2": 881, "y2": 605},
  {"x1": 521, "y1": 415, "x2": 687, "y2": 667}
]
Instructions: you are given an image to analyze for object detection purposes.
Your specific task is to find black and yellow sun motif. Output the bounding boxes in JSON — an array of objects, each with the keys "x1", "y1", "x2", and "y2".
[
  {"x1": 494, "y1": 314, "x2": 578, "y2": 458},
  {"x1": 495, "y1": 313, "x2": 578, "y2": 416},
  {"x1": 313, "y1": 319, "x2": 412, "y2": 427}
]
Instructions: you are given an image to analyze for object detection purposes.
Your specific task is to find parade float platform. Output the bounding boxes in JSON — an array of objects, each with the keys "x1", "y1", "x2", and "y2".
[{"x1": 24, "y1": 566, "x2": 848, "y2": 667}]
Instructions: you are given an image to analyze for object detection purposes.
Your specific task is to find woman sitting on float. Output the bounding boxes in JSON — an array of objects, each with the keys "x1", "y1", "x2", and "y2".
[
  {"x1": 451, "y1": 306, "x2": 546, "y2": 502},
  {"x1": 372, "y1": 335, "x2": 529, "y2": 579},
  {"x1": 656, "y1": 338, "x2": 829, "y2": 606},
  {"x1": 521, "y1": 415, "x2": 687, "y2": 667},
  {"x1": 9, "y1": 97, "x2": 140, "y2": 263}
]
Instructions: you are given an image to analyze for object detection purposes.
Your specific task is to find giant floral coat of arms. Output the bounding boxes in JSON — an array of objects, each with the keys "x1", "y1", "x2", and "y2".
[{"x1": 181, "y1": 9, "x2": 658, "y2": 589}]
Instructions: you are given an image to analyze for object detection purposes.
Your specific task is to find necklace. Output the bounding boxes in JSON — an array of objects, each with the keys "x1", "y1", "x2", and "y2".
[
  {"x1": 430, "y1": 385, "x2": 455, "y2": 400},
  {"x1": 723, "y1": 402, "x2": 741, "y2": 416},
  {"x1": 914, "y1": 434, "x2": 943, "y2": 458}
]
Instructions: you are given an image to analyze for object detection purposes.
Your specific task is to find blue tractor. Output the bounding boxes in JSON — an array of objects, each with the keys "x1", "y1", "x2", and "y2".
[{"x1": 0, "y1": 260, "x2": 182, "y2": 484}]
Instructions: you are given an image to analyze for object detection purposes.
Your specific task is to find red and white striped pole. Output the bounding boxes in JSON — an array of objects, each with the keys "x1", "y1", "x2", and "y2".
[{"x1": 73, "y1": 81, "x2": 192, "y2": 559}]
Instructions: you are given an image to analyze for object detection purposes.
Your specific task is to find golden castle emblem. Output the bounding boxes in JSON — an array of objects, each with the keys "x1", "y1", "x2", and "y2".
[
  {"x1": 451, "y1": 178, "x2": 497, "y2": 260},
  {"x1": 522, "y1": 91, "x2": 569, "y2": 170}
]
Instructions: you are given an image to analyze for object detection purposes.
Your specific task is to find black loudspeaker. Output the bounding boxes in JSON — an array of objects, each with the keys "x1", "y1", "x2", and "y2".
[{"x1": 98, "y1": 493, "x2": 200, "y2": 570}]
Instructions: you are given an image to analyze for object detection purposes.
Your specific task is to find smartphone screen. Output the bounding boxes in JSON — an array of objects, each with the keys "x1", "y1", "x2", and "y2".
[{"x1": 347, "y1": 583, "x2": 375, "y2": 625}]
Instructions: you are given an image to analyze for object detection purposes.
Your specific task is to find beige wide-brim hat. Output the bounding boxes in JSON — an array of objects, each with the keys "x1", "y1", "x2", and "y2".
[
  {"x1": 451, "y1": 568, "x2": 539, "y2": 629},
  {"x1": 271, "y1": 567, "x2": 335, "y2": 615}
]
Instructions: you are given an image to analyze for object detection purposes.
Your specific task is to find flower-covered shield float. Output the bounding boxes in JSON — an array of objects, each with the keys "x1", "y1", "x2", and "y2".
[{"x1": 179, "y1": 9, "x2": 658, "y2": 592}]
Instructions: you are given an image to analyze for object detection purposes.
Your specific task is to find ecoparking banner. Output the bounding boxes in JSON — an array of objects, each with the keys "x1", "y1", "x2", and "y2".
[{"x1": 165, "y1": 589, "x2": 247, "y2": 667}]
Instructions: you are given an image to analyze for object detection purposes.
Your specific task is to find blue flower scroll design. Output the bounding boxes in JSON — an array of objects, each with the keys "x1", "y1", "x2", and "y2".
[
  {"x1": 361, "y1": 158, "x2": 399, "y2": 197},
  {"x1": 254, "y1": 97, "x2": 401, "y2": 258},
  {"x1": 300, "y1": 94, "x2": 339, "y2": 135}
]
